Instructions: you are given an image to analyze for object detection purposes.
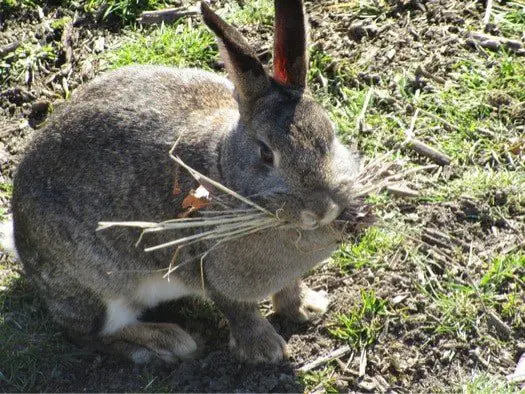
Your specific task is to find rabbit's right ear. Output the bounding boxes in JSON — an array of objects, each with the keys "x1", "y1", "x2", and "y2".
[{"x1": 201, "y1": 2, "x2": 270, "y2": 104}]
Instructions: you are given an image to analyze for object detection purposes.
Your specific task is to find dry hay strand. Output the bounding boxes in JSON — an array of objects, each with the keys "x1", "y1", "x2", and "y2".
[{"x1": 97, "y1": 141, "x2": 436, "y2": 279}]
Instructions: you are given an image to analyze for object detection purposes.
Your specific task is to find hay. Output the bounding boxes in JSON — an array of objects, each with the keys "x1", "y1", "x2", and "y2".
[{"x1": 97, "y1": 142, "x2": 435, "y2": 276}]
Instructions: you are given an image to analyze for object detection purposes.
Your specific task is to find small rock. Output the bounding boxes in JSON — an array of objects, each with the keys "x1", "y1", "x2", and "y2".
[
  {"x1": 334, "y1": 378, "x2": 349, "y2": 392},
  {"x1": 93, "y1": 36, "x2": 105, "y2": 53},
  {"x1": 357, "y1": 377, "x2": 377, "y2": 391}
]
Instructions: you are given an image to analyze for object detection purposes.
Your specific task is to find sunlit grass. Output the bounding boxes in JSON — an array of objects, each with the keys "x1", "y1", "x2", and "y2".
[{"x1": 108, "y1": 21, "x2": 217, "y2": 69}]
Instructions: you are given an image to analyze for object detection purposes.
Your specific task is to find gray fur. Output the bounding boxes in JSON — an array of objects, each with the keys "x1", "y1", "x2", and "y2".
[{"x1": 12, "y1": 3, "x2": 362, "y2": 363}]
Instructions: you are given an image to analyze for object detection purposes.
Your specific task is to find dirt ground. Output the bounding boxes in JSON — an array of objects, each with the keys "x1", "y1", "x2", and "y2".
[{"x1": 1, "y1": 0, "x2": 524, "y2": 392}]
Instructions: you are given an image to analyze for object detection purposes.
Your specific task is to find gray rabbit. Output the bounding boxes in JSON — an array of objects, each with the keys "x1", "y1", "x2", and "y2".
[{"x1": 11, "y1": 0, "x2": 363, "y2": 364}]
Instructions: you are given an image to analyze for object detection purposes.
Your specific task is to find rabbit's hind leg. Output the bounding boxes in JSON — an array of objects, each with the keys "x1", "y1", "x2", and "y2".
[
  {"x1": 99, "y1": 298, "x2": 197, "y2": 363},
  {"x1": 101, "y1": 322, "x2": 198, "y2": 364},
  {"x1": 272, "y1": 279, "x2": 330, "y2": 323}
]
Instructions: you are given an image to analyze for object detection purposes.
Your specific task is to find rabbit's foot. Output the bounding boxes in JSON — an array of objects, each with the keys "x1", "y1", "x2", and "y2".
[
  {"x1": 229, "y1": 317, "x2": 288, "y2": 364},
  {"x1": 210, "y1": 292, "x2": 287, "y2": 363},
  {"x1": 272, "y1": 280, "x2": 330, "y2": 323},
  {"x1": 102, "y1": 322, "x2": 198, "y2": 364}
]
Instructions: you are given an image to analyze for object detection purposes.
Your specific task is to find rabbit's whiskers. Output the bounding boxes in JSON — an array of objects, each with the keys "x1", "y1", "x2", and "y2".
[{"x1": 97, "y1": 147, "x2": 436, "y2": 284}]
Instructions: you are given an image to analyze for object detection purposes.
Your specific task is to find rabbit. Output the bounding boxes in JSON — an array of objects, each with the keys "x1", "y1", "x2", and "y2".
[{"x1": 11, "y1": 0, "x2": 364, "y2": 364}]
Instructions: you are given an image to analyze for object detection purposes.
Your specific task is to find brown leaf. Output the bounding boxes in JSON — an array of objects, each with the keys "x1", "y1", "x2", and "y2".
[
  {"x1": 177, "y1": 206, "x2": 197, "y2": 218},
  {"x1": 181, "y1": 185, "x2": 211, "y2": 210},
  {"x1": 509, "y1": 138, "x2": 524, "y2": 155}
]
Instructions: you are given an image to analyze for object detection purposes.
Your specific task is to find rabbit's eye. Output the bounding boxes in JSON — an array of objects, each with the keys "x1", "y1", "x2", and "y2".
[{"x1": 259, "y1": 143, "x2": 274, "y2": 165}]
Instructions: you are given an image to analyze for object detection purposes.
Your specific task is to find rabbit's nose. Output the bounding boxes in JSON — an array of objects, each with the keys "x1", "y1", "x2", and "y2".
[
  {"x1": 319, "y1": 199, "x2": 342, "y2": 226},
  {"x1": 300, "y1": 210, "x2": 319, "y2": 229},
  {"x1": 300, "y1": 198, "x2": 342, "y2": 229}
]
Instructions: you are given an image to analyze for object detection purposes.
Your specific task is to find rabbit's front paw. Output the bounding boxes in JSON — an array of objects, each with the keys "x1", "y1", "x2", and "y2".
[
  {"x1": 273, "y1": 281, "x2": 330, "y2": 323},
  {"x1": 229, "y1": 319, "x2": 288, "y2": 364}
]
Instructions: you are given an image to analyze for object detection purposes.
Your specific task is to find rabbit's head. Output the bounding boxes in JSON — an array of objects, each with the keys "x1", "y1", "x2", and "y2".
[{"x1": 202, "y1": 1, "x2": 361, "y2": 230}]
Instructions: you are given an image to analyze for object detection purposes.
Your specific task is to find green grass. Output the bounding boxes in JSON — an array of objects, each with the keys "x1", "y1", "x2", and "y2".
[
  {"x1": 499, "y1": 7, "x2": 525, "y2": 37},
  {"x1": 407, "y1": 54, "x2": 525, "y2": 165},
  {"x1": 431, "y1": 168, "x2": 525, "y2": 207},
  {"x1": 334, "y1": 227, "x2": 404, "y2": 271},
  {"x1": 223, "y1": 0, "x2": 273, "y2": 26},
  {"x1": 461, "y1": 372, "x2": 523, "y2": 394},
  {"x1": 420, "y1": 280, "x2": 483, "y2": 340},
  {"x1": 480, "y1": 253, "x2": 525, "y2": 291},
  {"x1": 416, "y1": 251, "x2": 524, "y2": 340},
  {"x1": 0, "y1": 183, "x2": 13, "y2": 221},
  {"x1": 0, "y1": 0, "x2": 52, "y2": 13},
  {"x1": 298, "y1": 365, "x2": 338, "y2": 393},
  {"x1": 329, "y1": 290, "x2": 388, "y2": 348},
  {"x1": 107, "y1": 22, "x2": 217, "y2": 69},
  {"x1": 85, "y1": 0, "x2": 159, "y2": 23},
  {"x1": 0, "y1": 43, "x2": 57, "y2": 87}
]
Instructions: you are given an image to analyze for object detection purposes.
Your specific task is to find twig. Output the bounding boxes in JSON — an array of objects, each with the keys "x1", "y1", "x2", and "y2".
[
  {"x1": 386, "y1": 184, "x2": 419, "y2": 197},
  {"x1": 359, "y1": 348, "x2": 367, "y2": 377},
  {"x1": 356, "y1": 88, "x2": 374, "y2": 133},
  {"x1": 483, "y1": 0, "x2": 493, "y2": 27},
  {"x1": 403, "y1": 109, "x2": 452, "y2": 165},
  {"x1": 169, "y1": 139, "x2": 274, "y2": 216},
  {"x1": 296, "y1": 345, "x2": 352, "y2": 373},
  {"x1": 405, "y1": 108, "x2": 419, "y2": 140},
  {"x1": 408, "y1": 139, "x2": 452, "y2": 165},
  {"x1": 422, "y1": 228, "x2": 470, "y2": 252},
  {"x1": 61, "y1": 21, "x2": 74, "y2": 66},
  {"x1": 0, "y1": 41, "x2": 19, "y2": 57},
  {"x1": 466, "y1": 32, "x2": 524, "y2": 53},
  {"x1": 416, "y1": 65, "x2": 446, "y2": 85},
  {"x1": 465, "y1": 245, "x2": 512, "y2": 340},
  {"x1": 391, "y1": 97, "x2": 460, "y2": 131},
  {"x1": 138, "y1": 7, "x2": 199, "y2": 25}
]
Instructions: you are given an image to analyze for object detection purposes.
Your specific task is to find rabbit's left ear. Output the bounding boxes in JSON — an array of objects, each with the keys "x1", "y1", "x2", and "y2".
[
  {"x1": 273, "y1": 0, "x2": 308, "y2": 88},
  {"x1": 201, "y1": 2, "x2": 270, "y2": 104}
]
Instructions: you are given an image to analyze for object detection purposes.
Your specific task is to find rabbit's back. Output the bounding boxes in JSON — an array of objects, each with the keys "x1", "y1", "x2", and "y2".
[{"x1": 12, "y1": 66, "x2": 238, "y2": 301}]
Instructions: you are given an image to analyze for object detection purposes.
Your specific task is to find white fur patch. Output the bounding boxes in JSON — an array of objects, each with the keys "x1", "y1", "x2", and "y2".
[
  {"x1": 102, "y1": 298, "x2": 138, "y2": 335},
  {"x1": 0, "y1": 217, "x2": 19, "y2": 260},
  {"x1": 304, "y1": 288, "x2": 330, "y2": 314},
  {"x1": 133, "y1": 276, "x2": 195, "y2": 308}
]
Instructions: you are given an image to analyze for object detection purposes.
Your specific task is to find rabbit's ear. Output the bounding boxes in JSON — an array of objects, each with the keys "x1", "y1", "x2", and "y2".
[
  {"x1": 273, "y1": 0, "x2": 308, "y2": 88},
  {"x1": 201, "y1": 2, "x2": 270, "y2": 103}
]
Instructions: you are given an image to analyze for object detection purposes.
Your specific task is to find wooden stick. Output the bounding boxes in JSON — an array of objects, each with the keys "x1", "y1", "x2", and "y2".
[
  {"x1": 0, "y1": 41, "x2": 19, "y2": 57},
  {"x1": 416, "y1": 65, "x2": 446, "y2": 85},
  {"x1": 466, "y1": 32, "x2": 523, "y2": 53},
  {"x1": 386, "y1": 184, "x2": 419, "y2": 198},
  {"x1": 296, "y1": 345, "x2": 352, "y2": 373},
  {"x1": 138, "y1": 8, "x2": 199, "y2": 25},
  {"x1": 407, "y1": 138, "x2": 452, "y2": 165},
  {"x1": 483, "y1": 0, "x2": 493, "y2": 27},
  {"x1": 356, "y1": 88, "x2": 374, "y2": 133},
  {"x1": 403, "y1": 109, "x2": 452, "y2": 165}
]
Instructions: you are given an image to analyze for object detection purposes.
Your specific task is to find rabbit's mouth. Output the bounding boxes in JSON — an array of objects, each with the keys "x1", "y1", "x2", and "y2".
[{"x1": 331, "y1": 202, "x2": 376, "y2": 239}]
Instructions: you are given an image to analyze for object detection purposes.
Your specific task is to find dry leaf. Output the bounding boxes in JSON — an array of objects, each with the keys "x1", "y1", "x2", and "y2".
[
  {"x1": 509, "y1": 138, "x2": 524, "y2": 156},
  {"x1": 182, "y1": 185, "x2": 211, "y2": 210},
  {"x1": 178, "y1": 185, "x2": 212, "y2": 218}
]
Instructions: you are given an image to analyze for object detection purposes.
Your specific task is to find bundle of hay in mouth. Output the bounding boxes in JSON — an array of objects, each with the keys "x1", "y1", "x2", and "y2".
[{"x1": 98, "y1": 143, "x2": 430, "y2": 273}]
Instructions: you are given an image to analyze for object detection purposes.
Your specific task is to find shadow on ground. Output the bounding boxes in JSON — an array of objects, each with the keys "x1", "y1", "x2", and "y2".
[{"x1": 0, "y1": 257, "x2": 304, "y2": 393}]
